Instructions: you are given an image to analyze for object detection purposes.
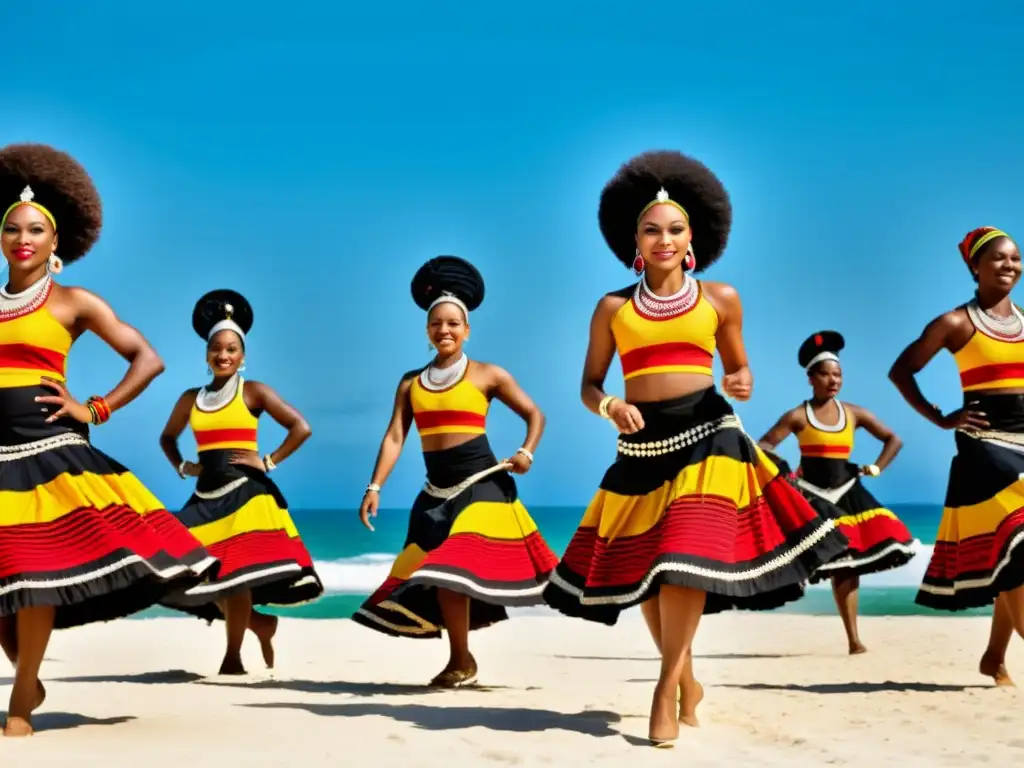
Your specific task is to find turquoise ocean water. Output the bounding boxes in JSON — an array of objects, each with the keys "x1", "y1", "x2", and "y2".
[{"x1": 140, "y1": 503, "x2": 993, "y2": 620}]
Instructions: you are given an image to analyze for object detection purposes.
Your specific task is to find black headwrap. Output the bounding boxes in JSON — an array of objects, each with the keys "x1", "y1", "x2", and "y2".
[
  {"x1": 192, "y1": 289, "x2": 254, "y2": 346},
  {"x1": 798, "y1": 330, "x2": 845, "y2": 372},
  {"x1": 410, "y1": 255, "x2": 485, "y2": 315}
]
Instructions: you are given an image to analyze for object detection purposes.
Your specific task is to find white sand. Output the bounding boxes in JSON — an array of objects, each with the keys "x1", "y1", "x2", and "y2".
[{"x1": 2, "y1": 613, "x2": 1021, "y2": 766}]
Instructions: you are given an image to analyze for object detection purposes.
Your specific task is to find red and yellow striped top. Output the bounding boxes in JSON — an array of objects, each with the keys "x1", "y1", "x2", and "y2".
[
  {"x1": 954, "y1": 323, "x2": 1024, "y2": 392},
  {"x1": 609, "y1": 284, "x2": 718, "y2": 381},
  {"x1": 0, "y1": 291, "x2": 71, "y2": 389},
  {"x1": 189, "y1": 379, "x2": 259, "y2": 452},
  {"x1": 409, "y1": 371, "x2": 489, "y2": 438},
  {"x1": 797, "y1": 400, "x2": 853, "y2": 460}
]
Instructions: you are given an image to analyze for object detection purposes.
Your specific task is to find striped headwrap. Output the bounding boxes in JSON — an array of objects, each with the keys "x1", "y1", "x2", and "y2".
[{"x1": 959, "y1": 226, "x2": 1013, "y2": 265}]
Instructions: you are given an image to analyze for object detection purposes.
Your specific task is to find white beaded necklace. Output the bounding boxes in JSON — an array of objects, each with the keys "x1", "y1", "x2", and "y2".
[
  {"x1": 196, "y1": 373, "x2": 241, "y2": 412},
  {"x1": 419, "y1": 353, "x2": 468, "y2": 391},
  {"x1": 633, "y1": 272, "x2": 698, "y2": 319},
  {"x1": 0, "y1": 273, "x2": 51, "y2": 320},
  {"x1": 967, "y1": 296, "x2": 1024, "y2": 341}
]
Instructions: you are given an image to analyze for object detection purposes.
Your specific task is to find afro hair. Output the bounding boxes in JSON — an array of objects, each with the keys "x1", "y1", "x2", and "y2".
[
  {"x1": 192, "y1": 289, "x2": 254, "y2": 343},
  {"x1": 598, "y1": 150, "x2": 732, "y2": 273},
  {"x1": 798, "y1": 330, "x2": 845, "y2": 371},
  {"x1": 0, "y1": 143, "x2": 102, "y2": 265},
  {"x1": 410, "y1": 255, "x2": 485, "y2": 312}
]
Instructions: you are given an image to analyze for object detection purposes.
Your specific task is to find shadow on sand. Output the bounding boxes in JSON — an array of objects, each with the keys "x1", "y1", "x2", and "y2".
[
  {"x1": 0, "y1": 712, "x2": 136, "y2": 733},
  {"x1": 198, "y1": 679, "x2": 529, "y2": 696},
  {"x1": 719, "y1": 681, "x2": 991, "y2": 694},
  {"x1": 244, "y1": 701, "x2": 622, "y2": 736}
]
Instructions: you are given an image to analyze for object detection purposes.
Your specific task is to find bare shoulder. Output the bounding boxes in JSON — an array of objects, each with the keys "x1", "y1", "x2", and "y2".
[
  {"x1": 597, "y1": 285, "x2": 633, "y2": 312},
  {"x1": 700, "y1": 280, "x2": 740, "y2": 310},
  {"x1": 469, "y1": 359, "x2": 513, "y2": 386},
  {"x1": 933, "y1": 305, "x2": 972, "y2": 331},
  {"x1": 788, "y1": 403, "x2": 809, "y2": 430}
]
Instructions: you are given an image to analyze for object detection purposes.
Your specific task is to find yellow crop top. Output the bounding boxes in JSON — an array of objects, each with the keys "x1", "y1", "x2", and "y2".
[
  {"x1": 409, "y1": 369, "x2": 489, "y2": 438},
  {"x1": 796, "y1": 400, "x2": 853, "y2": 460},
  {"x1": 609, "y1": 280, "x2": 718, "y2": 381},
  {"x1": 189, "y1": 378, "x2": 259, "y2": 452}
]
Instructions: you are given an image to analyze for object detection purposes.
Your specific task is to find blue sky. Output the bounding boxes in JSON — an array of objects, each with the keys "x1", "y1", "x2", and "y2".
[{"x1": 4, "y1": 1, "x2": 1023, "y2": 507}]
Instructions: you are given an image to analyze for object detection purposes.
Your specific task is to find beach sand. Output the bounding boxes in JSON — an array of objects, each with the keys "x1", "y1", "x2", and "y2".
[{"x1": 2, "y1": 612, "x2": 1020, "y2": 766}]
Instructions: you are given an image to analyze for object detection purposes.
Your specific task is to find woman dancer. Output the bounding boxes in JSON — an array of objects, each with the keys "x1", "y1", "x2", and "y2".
[
  {"x1": 0, "y1": 143, "x2": 216, "y2": 735},
  {"x1": 159, "y1": 290, "x2": 322, "y2": 675},
  {"x1": 889, "y1": 226, "x2": 1024, "y2": 687},
  {"x1": 758, "y1": 330, "x2": 917, "y2": 655},
  {"x1": 541, "y1": 151, "x2": 847, "y2": 746},
  {"x1": 353, "y1": 255, "x2": 558, "y2": 687}
]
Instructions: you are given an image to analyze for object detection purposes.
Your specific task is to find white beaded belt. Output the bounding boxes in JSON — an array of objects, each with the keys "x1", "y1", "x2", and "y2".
[
  {"x1": 194, "y1": 476, "x2": 249, "y2": 499},
  {"x1": 423, "y1": 462, "x2": 512, "y2": 500},
  {"x1": 617, "y1": 414, "x2": 742, "y2": 458},
  {"x1": 0, "y1": 432, "x2": 89, "y2": 462}
]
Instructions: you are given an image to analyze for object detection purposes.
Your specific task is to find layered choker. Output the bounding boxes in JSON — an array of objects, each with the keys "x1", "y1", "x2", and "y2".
[
  {"x1": 967, "y1": 296, "x2": 1024, "y2": 341},
  {"x1": 196, "y1": 373, "x2": 241, "y2": 412},
  {"x1": 633, "y1": 272, "x2": 698, "y2": 319},
  {"x1": 0, "y1": 274, "x2": 52, "y2": 321},
  {"x1": 420, "y1": 353, "x2": 468, "y2": 391}
]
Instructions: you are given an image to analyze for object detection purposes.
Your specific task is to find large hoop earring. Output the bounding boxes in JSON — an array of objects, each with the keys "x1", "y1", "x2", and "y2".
[{"x1": 47, "y1": 252, "x2": 63, "y2": 274}]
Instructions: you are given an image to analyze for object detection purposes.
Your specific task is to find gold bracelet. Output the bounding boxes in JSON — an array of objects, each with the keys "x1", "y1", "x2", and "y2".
[{"x1": 598, "y1": 395, "x2": 617, "y2": 419}]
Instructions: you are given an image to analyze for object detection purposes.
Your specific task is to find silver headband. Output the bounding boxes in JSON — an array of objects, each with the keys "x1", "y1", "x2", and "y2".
[
  {"x1": 427, "y1": 292, "x2": 469, "y2": 318},
  {"x1": 208, "y1": 318, "x2": 245, "y2": 341},
  {"x1": 805, "y1": 351, "x2": 839, "y2": 372}
]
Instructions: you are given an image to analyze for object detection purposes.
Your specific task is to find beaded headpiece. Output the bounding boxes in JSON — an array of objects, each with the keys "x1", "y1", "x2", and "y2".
[
  {"x1": 1, "y1": 185, "x2": 57, "y2": 231},
  {"x1": 636, "y1": 187, "x2": 689, "y2": 226},
  {"x1": 207, "y1": 302, "x2": 246, "y2": 342}
]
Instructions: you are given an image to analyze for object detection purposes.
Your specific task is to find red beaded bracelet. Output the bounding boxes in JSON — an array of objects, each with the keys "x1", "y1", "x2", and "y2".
[{"x1": 86, "y1": 395, "x2": 111, "y2": 425}]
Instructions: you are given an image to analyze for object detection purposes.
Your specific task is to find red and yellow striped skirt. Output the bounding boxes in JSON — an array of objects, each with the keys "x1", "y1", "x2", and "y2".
[
  {"x1": 543, "y1": 388, "x2": 848, "y2": 625},
  {"x1": 353, "y1": 435, "x2": 558, "y2": 638}
]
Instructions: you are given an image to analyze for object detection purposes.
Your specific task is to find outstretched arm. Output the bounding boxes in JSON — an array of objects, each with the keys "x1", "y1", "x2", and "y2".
[
  {"x1": 848, "y1": 404, "x2": 902, "y2": 473},
  {"x1": 71, "y1": 287, "x2": 165, "y2": 411},
  {"x1": 580, "y1": 295, "x2": 624, "y2": 415},
  {"x1": 159, "y1": 389, "x2": 201, "y2": 477},
  {"x1": 888, "y1": 311, "x2": 987, "y2": 430},
  {"x1": 489, "y1": 365, "x2": 545, "y2": 472},
  {"x1": 244, "y1": 381, "x2": 312, "y2": 467},
  {"x1": 705, "y1": 282, "x2": 751, "y2": 401},
  {"x1": 366, "y1": 376, "x2": 416, "y2": 491},
  {"x1": 758, "y1": 409, "x2": 798, "y2": 453}
]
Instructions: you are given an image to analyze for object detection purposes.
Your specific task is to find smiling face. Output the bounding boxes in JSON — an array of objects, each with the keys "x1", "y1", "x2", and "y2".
[
  {"x1": 426, "y1": 301, "x2": 469, "y2": 357},
  {"x1": 206, "y1": 330, "x2": 245, "y2": 377},
  {"x1": 972, "y1": 236, "x2": 1022, "y2": 293},
  {"x1": 808, "y1": 359, "x2": 842, "y2": 400},
  {"x1": 1, "y1": 204, "x2": 57, "y2": 276},
  {"x1": 635, "y1": 203, "x2": 692, "y2": 273}
]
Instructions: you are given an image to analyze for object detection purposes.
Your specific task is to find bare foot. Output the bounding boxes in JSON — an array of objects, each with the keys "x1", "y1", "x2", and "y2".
[
  {"x1": 648, "y1": 681, "x2": 679, "y2": 747},
  {"x1": 2, "y1": 716, "x2": 33, "y2": 737},
  {"x1": 980, "y1": 652, "x2": 1015, "y2": 686},
  {"x1": 848, "y1": 641, "x2": 868, "y2": 655},
  {"x1": 679, "y1": 680, "x2": 704, "y2": 727},
  {"x1": 251, "y1": 614, "x2": 278, "y2": 669},
  {"x1": 218, "y1": 655, "x2": 246, "y2": 675}
]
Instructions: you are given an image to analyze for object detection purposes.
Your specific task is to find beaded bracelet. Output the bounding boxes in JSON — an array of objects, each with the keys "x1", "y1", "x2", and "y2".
[
  {"x1": 86, "y1": 395, "x2": 111, "y2": 425},
  {"x1": 598, "y1": 395, "x2": 617, "y2": 419}
]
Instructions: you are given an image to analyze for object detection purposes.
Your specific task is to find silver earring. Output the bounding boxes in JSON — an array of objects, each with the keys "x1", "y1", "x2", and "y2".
[
  {"x1": 47, "y1": 252, "x2": 63, "y2": 274},
  {"x1": 239, "y1": 360, "x2": 247, "y2": 372},
  {"x1": 206, "y1": 365, "x2": 213, "y2": 375}
]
